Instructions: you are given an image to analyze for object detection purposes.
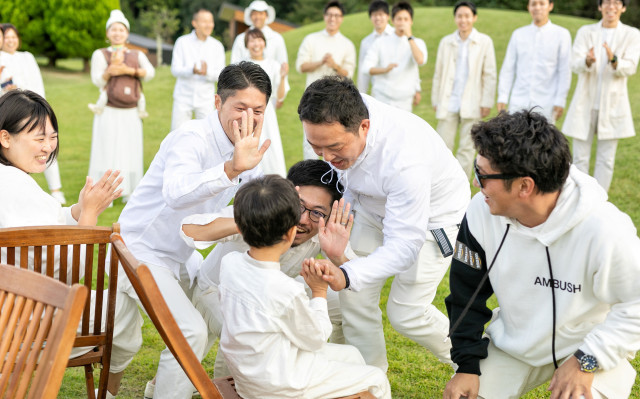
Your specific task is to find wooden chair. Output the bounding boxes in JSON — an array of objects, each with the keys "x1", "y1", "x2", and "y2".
[
  {"x1": 110, "y1": 232, "x2": 375, "y2": 399},
  {"x1": 0, "y1": 263, "x2": 88, "y2": 399},
  {"x1": 0, "y1": 224, "x2": 120, "y2": 399}
]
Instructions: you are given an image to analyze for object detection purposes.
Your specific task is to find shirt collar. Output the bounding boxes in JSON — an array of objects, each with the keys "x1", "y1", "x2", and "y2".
[
  {"x1": 211, "y1": 110, "x2": 235, "y2": 159},
  {"x1": 531, "y1": 20, "x2": 552, "y2": 31},
  {"x1": 243, "y1": 251, "x2": 281, "y2": 270},
  {"x1": 373, "y1": 24, "x2": 394, "y2": 37},
  {"x1": 322, "y1": 29, "x2": 341, "y2": 37}
]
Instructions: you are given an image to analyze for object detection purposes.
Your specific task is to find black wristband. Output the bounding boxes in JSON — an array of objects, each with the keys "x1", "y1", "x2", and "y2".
[
  {"x1": 339, "y1": 267, "x2": 350, "y2": 289},
  {"x1": 610, "y1": 55, "x2": 618, "y2": 64}
]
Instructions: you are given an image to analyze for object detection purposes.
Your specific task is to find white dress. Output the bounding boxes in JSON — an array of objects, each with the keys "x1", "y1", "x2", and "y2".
[
  {"x1": 251, "y1": 58, "x2": 288, "y2": 177},
  {"x1": 88, "y1": 48, "x2": 155, "y2": 196}
]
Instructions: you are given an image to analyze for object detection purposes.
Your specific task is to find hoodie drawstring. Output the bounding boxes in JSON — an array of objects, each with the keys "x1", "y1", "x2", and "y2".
[
  {"x1": 546, "y1": 246, "x2": 559, "y2": 369},
  {"x1": 447, "y1": 224, "x2": 511, "y2": 339}
]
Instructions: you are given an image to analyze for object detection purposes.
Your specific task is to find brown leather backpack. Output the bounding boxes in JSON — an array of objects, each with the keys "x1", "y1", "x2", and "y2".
[{"x1": 101, "y1": 48, "x2": 142, "y2": 109}]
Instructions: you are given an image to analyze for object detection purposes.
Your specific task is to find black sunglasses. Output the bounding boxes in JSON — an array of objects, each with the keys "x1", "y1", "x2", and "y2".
[{"x1": 473, "y1": 160, "x2": 524, "y2": 189}]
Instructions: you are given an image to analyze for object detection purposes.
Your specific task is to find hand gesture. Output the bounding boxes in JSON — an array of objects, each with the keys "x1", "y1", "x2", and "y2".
[
  {"x1": 586, "y1": 47, "x2": 596, "y2": 67},
  {"x1": 280, "y1": 62, "x2": 289, "y2": 78},
  {"x1": 480, "y1": 107, "x2": 490, "y2": 118},
  {"x1": 443, "y1": 373, "x2": 480, "y2": 399},
  {"x1": 107, "y1": 62, "x2": 130, "y2": 77},
  {"x1": 301, "y1": 258, "x2": 329, "y2": 298},
  {"x1": 318, "y1": 199, "x2": 353, "y2": 264},
  {"x1": 77, "y1": 170, "x2": 123, "y2": 225},
  {"x1": 386, "y1": 63, "x2": 398, "y2": 73},
  {"x1": 323, "y1": 53, "x2": 337, "y2": 69},
  {"x1": 552, "y1": 106, "x2": 564, "y2": 121},
  {"x1": 548, "y1": 357, "x2": 594, "y2": 399},
  {"x1": 226, "y1": 109, "x2": 270, "y2": 180}
]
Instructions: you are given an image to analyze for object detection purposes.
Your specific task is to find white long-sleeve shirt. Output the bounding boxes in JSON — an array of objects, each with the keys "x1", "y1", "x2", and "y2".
[
  {"x1": 339, "y1": 95, "x2": 470, "y2": 291},
  {"x1": 362, "y1": 33, "x2": 427, "y2": 101},
  {"x1": 171, "y1": 31, "x2": 225, "y2": 108},
  {"x1": 219, "y1": 251, "x2": 333, "y2": 398},
  {"x1": 230, "y1": 25, "x2": 288, "y2": 65},
  {"x1": 0, "y1": 51, "x2": 45, "y2": 97},
  {"x1": 357, "y1": 25, "x2": 395, "y2": 92},
  {"x1": 118, "y1": 111, "x2": 261, "y2": 282},
  {"x1": 295, "y1": 30, "x2": 356, "y2": 88},
  {"x1": 498, "y1": 21, "x2": 572, "y2": 119}
]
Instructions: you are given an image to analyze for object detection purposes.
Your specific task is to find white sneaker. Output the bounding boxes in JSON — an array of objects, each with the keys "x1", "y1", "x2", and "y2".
[
  {"x1": 143, "y1": 381, "x2": 154, "y2": 399},
  {"x1": 51, "y1": 190, "x2": 66, "y2": 205},
  {"x1": 88, "y1": 103, "x2": 104, "y2": 115}
]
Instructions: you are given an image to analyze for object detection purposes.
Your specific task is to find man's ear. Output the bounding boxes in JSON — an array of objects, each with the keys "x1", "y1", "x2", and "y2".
[
  {"x1": 518, "y1": 176, "x2": 537, "y2": 198},
  {"x1": 215, "y1": 94, "x2": 222, "y2": 111},
  {"x1": 359, "y1": 119, "x2": 370, "y2": 138}
]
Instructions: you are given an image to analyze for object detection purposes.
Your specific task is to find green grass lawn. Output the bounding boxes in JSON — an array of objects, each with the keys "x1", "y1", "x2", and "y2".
[{"x1": 37, "y1": 7, "x2": 640, "y2": 398}]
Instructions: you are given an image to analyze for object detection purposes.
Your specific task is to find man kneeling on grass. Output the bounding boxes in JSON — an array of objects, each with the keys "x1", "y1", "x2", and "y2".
[{"x1": 218, "y1": 175, "x2": 391, "y2": 399}]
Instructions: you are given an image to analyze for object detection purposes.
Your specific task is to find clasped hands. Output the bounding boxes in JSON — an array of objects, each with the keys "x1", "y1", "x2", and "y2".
[{"x1": 301, "y1": 198, "x2": 354, "y2": 292}]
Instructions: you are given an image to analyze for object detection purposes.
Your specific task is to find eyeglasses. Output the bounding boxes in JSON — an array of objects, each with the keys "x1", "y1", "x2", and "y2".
[
  {"x1": 601, "y1": 0, "x2": 623, "y2": 7},
  {"x1": 325, "y1": 13, "x2": 343, "y2": 19},
  {"x1": 300, "y1": 203, "x2": 327, "y2": 223},
  {"x1": 473, "y1": 160, "x2": 524, "y2": 189}
]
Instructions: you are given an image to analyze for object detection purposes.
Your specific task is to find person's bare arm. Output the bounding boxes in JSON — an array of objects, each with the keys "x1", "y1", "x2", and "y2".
[{"x1": 182, "y1": 217, "x2": 238, "y2": 242}]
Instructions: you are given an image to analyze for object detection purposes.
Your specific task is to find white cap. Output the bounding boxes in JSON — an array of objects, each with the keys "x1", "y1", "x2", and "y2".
[
  {"x1": 244, "y1": 1, "x2": 276, "y2": 26},
  {"x1": 106, "y1": 9, "x2": 130, "y2": 31}
]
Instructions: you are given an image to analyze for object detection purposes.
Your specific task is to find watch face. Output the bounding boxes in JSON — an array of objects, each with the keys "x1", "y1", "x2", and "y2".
[{"x1": 580, "y1": 354, "x2": 598, "y2": 372}]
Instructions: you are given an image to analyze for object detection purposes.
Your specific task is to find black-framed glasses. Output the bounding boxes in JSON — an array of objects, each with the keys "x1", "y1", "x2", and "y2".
[
  {"x1": 300, "y1": 203, "x2": 327, "y2": 223},
  {"x1": 473, "y1": 160, "x2": 523, "y2": 189}
]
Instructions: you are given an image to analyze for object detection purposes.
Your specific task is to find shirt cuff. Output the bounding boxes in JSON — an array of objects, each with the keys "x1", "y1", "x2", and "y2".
[{"x1": 309, "y1": 297, "x2": 328, "y2": 312}]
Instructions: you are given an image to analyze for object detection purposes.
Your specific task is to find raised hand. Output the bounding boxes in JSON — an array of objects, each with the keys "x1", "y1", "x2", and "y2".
[
  {"x1": 586, "y1": 47, "x2": 596, "y2": 67},
  {"x1": 225, "y1": 108, "x2": 271, "y2": 180},
  {"x1": 76, "y1": 170, "x2": 123, "y2": 225},
  {"x1": 318, "y1": 198, "x2": 353, "y2": 265}
]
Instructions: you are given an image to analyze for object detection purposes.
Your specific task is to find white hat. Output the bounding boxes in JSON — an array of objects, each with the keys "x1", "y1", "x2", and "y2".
[
  {"x1": 106, "y1": 9, "x2": 130, "y2": 31},
  {"x1": 244, "y1": 1, "x2": 276, "y2": 26}
]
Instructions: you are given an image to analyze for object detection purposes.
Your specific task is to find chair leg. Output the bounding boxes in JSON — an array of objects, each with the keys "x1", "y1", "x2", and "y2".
[
  {"x1": 96, "y1": 364, "x2": 110, "y2": 399},
  {"x1": 85, "y1": 364, "x2": 96, "y2": 399}
]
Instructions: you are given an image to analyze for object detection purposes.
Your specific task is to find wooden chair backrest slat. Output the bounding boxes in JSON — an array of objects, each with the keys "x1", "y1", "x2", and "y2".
[{"x1": 0, "y1": 264, "x2": 88, "y2": 399}]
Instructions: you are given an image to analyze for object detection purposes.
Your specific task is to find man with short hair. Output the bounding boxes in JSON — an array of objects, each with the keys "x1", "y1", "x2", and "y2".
[
  {"x1": 296, "y1": 1, "x2": 356, "y2": 159},
  {"x1": 443, "y1": 110, "x2": 640, "y2": 399},
  {"x1": 107, "y1": 62, "x2": 271, "y2": 399},
  {"x1": 432, "y1": 1, "x2": 496, "y2": 178},
  {"x1": 230, "y1": 0, "x2": 288, "y2": 98},
  {"x1": 170, "y1": 9, "x2": 225, "y2": 130},
  {"x1": 362, "y1": 1, "x2": 426, "y2": 111},
  {"x1": 563, "y1": 0, "x2": 640, "y2": 192},
  {"x1": 298, "y1": 76, "x2": 470, "y2": 372},
  {"x1": 180, "y1": 159, "x2": 354, "y2": 377},
  {"x1": 357, "y1": 0, "x2": 394, "y2": 93},
  {"x1": 497, "y1": 0, "x2": 571, "y2": 123}
]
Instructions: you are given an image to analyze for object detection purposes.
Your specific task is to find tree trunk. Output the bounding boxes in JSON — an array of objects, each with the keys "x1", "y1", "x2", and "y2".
[
  {"x1": 83, "y1": 58, "x2": 90, "y2": 73},
  {"x1": 156, "y1": 35, "x2": 163, "y2": 66}
]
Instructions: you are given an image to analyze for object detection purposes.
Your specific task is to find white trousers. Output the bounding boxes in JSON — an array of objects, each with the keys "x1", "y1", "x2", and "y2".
[
  {"x1": 297, "y1": 343, "x2": 391, "y2": 399},
  {"x1": 171, "y1": 100, "x2": 214, "y2": 131},
  {"x1": 436, "y1": 112, "x2": 478, "y2": 179},
  {"x1": 44, "y1": 159, "x2": 62, "y2": 191},
  {"x1": 192, "y1": 276, "x2": 344, "y2": 378},
  {"x1": 572, "y1": 110, "x2": 619, "y2": 192},
  {"x1": 372, "y1": 88, "x2": 413, "y2": 112},
  {"x1": 470, "y1": 340, "x2": 636, "y2": 399},
  {"x1": 111, "y1": 262, "x2": 208, "y2": 399},
  {"x1": 340, "y1": 203, "x2": 455, "y2": 372}
]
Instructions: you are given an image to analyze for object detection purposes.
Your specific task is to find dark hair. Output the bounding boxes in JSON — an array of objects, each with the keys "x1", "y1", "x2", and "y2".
[
  {"x1": 217, "y1": 61, "x2": 272, "y2": 104},
  {"x1": 368, "y1": 0, "x2": 390, "y2": 16},
  {"x1": 454, "y1": 1, "x2": 477, "y2": 15},
  {"x1": 598, "y1": 0, "x2": 626, "y2": 5},
  {"x1": 324, "y1": 1, "x2": 345, "y2": 15},
  {"x1": 244, "y1": 28, "x2": 266, "y2": 48},
  {"x1": 234, "y1": 175, "x2": 301, "y2": 248},
  {"x1": 471, "y1": 110, "x2": 571, "y2": 193},
  {"x1": 391, "y1": 1, "x2": 413, "y2": 19},
  {"x1": 298, "y1": 76, "x2": 369, "y2": 134},
  {"x1": 0, "y1": 90, "x2": 59, "y2": 167},
  {"x1": 287, "y1": 160, "x2": 343, "y2": 204},
  {"x1": 192, "y1": 9, "x2": 213, "y2": 21}
]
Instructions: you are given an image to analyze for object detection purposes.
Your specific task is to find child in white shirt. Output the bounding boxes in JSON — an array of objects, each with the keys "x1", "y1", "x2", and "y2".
[{"x1": 218, "y1": 175, "x2": 390, "y2": 399}]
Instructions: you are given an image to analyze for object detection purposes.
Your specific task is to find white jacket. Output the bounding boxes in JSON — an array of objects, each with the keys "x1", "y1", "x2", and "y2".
[
  {"x1": 563, "y1": 21, "x2": 640, "y2": 140},
  {"x1": 432, "y1": 29, "x2": 496, "y2": 120},
  {"x1": 450, "y1": 166, "x2": 640, "y2": 376}
]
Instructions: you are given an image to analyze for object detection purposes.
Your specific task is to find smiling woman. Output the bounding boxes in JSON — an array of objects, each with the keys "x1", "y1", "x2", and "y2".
[{"x1": 0, "y1": 90, "x2": 123, "y2": 230}]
